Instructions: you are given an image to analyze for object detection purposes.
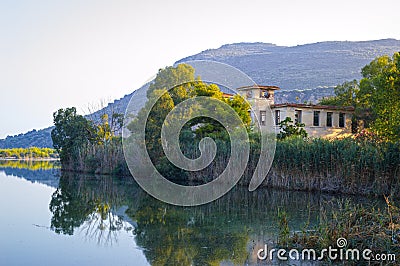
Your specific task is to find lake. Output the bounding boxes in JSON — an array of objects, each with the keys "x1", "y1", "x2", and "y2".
[{"x1": 0, "y1": 160, "x2": 381, "y2": 265}]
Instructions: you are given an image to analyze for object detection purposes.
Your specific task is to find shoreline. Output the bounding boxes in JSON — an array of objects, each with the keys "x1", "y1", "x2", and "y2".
[
  {"x1": 58, "y1": 167, "x2": 398, "y2": 200},
  {"x1": 0, "y1": 158, "x2": 60, "y2": 161}
]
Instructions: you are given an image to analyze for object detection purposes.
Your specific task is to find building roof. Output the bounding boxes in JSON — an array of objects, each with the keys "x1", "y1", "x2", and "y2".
[
  {"x1": 272, "y1": 103, "x2": 355, "y2": 111},
  {"x1": 222, "y1": 92, "x2": 234, "y2": 98},
  {"x1": 236, "y1": 85, "x2": 281, "y2": 91}
]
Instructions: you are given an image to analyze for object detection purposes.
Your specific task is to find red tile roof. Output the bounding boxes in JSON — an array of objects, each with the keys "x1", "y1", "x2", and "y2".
[
  {"x1": 272, "y1": 103, "x2": 355, "y2": 111},
  {"x1": 237, "y1": 85, "x2": 280, "y2": 91}
]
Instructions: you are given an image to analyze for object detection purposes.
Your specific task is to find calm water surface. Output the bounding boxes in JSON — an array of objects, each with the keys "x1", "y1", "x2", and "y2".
[{"x1": 0, "y1": 160, "x2": 379, "y2": 265}]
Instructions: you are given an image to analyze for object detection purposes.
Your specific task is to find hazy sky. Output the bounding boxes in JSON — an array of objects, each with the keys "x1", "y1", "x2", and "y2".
[{"x1": 1, "y1": 0, "x2": 399, "y2": 139}]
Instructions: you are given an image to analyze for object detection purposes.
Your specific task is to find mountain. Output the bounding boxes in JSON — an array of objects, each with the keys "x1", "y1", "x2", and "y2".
[
  {"x1": 1, "y1": 39, "x2": 399, "y2": 148},
  {"x1": 177, "y1": 39, "x2": 400, "y2": 90},
  {"x1": 0, "y1": 127, "x2": 53, "y2": 149}
]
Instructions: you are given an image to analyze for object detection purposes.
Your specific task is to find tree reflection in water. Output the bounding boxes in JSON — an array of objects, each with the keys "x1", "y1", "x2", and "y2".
[
  {"x1": 49, "y1": 172, "x2": 137, "y2": 245},
  {"x1": 49, "y1": 171, "x2": 327, "y2": 265}
]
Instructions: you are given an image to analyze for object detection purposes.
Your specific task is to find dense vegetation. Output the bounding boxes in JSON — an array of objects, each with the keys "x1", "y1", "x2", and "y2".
[
  {"x1": 271, "y1": 136, "x2": 399, "y2": 197},
  {"x1": 52, "y1": 55, "x2": 399, "y2": 198},
  {"x1": 0, "y1": 147, "x2": 58, "y2": 159},
  {"x1": 52, "y1": 64, "x2": 251, "y2": 176},
  {"x1": 51, "y1": 106, "x2": 124, "y2": 173},
  {"x1": 320, "y1": 52, "x2": 400, "y2": 141},
  {"x1": 276, "y1": 117, "x2": 307, "y2": 140},
  {"x1": 278, "y1": 198, "x2": 399, "y2": 264}
]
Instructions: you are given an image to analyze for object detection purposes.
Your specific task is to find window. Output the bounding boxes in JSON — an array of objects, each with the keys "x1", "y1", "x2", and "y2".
[
  {"x1": 313, "y1": 111, "x2": 320, "y2": 126},
  {"x1": 295, "y1": 110, "x2": 302, "y2": 124},
  {"x1": 260, "y1": 111, "x2": 266, "y2": 126},
  {"x1": 326, "y1": 112, "x2": 333, "y2": 127},
  {"x1": 339, "y1": 113, "x2": 345, "y2": 128},
  {"x1": 260, "y1": 90, "x2": 270, "y2": 98},
  {"x1": 246, "y1": 90, "x2": 253, "y2": 99},
  {"x1": 275, "y1": 110, "x2": 280, "y2": 125}
]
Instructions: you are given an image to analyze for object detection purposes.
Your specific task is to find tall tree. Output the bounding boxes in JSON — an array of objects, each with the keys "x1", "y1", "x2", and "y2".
[
  {"x1": 51, "y1": 107, "x2": 95, "y2": 163},
  {"x1": 319, "y1": 53, "x2": 400, "y2": 139},
  {"x1": 358, "y1": 52, "x2": 400, "y2": 141},
  {"x1": 319, "y1": 80, "x2": 359, "y2": 107},
  {"x1": 128, "y1": 63, "x2": 252, "y2": 164}
]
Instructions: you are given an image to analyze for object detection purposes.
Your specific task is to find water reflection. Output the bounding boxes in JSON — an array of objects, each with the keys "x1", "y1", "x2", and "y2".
[
  {"x1": 0, "y1": 164, "x2": 147, "y2": 266},
  {"x1": 49, "y1": 171, "x2": 332, "y2": 265},
  {"x1": 0, "y1": 162, "x2": 382, "y2": 265},
  {"x1": 0, "y1": 159, "x2": 60, "y2": 170},
  {"x1": 49, "y1": 173, "x2": 138, "y2": 245},
  {"x1": 0, "y1": 159, "x2": 60, "y2": 187},
  {"x1": 1, "y1": 162, "x2": 381, "y2": 265}
]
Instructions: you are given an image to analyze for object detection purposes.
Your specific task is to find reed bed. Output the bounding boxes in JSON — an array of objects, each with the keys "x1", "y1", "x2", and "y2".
[
  {"x1": 62, "y1": 138, "x2": 129, "y2": 175},
  {"x1": 269, "y1": 137, "x2": 400, "y2": 197},
  {"x1": 277, "y1": 197, "x2": 400, "y2": 265},
  {"x1": 62, "y1": 134, "x2": 400, "y2": 198}
]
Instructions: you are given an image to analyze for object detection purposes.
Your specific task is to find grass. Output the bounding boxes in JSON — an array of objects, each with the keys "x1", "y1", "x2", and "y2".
[
  {"x1": 62, "y1": 134, "x2": 400, "y2": 199},
  {"x1": 277, "y1": 197, "x2": 400, "y2": 264},
  {"x1": 269, "y1": 137, "x2": 400, "y2": 197}
]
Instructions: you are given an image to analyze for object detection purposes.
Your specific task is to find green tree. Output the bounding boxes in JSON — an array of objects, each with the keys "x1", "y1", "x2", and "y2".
[
  {"x1": 145, "y1": 89, "x2": 175, "y2": 158},
  {"x1": 146, "y1": 64, "x2": 195, "y2": 100},
  {"x1": 358, "y1": 52, "x2": 400, "y2": 141},
  {"x1": 319, "y1": 80, "x2": 359, "y2": 107},
  {"x1": 277, "y1": 117, "x2": 307, "y2": 140},
  {"x1": 51, "y1": 107, "x2": 95, "y2": 163},
  {"x1": 128, "y1": 63, "x2": 251, "y2": 162},
  {"x1": 128, "y1": 65, "x2": 195, "y2": 161},
  {"x1": 96, "y1": 114, "x2": 112, "y2": 143}
]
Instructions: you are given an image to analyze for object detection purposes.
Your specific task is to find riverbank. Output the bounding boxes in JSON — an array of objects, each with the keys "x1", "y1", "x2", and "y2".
[
  {"x1": 0, "y1": 158, "x2": 60, "y2": 161},
  {"x1": 0, "y1": 147, "x2": 59, "y2": 160},
  {"x1": 59, "y1": 136, "x2": 400, "y2": 199},
  {"x1": 276, "y1": 196, "x2": 399, "y2": 264}
]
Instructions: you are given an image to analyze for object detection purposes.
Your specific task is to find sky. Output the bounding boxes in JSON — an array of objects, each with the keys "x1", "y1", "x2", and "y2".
[{"x1": 1, "y1": 0, "x2": 399, "y2": 139}]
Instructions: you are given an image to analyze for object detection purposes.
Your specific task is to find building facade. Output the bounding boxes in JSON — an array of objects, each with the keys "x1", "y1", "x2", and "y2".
[{"x1": 236, "y1": 85, "x2": 354, "y2": 138}]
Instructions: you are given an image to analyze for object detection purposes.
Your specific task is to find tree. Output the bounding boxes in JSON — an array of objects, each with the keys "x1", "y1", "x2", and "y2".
[
  {"x1": 277, "y1": 117, "x2": 307, "y2": 140},
  {"x1": 96, "y1": 113, "x2": 123, "y2": 144},
  {"x1": 319, "y1": 80, "x2": 359, "y2": 107},
  {"x1": 185, "y1": 82, "x2": 251, "y2": 138},
  {"x1": 358, "y1": 52, "x2": 400, "y2": 141},
  {"x1": 128, "y1": 63, "x2": 252, "y2": 162},
  {"x1": 128, "y1": 64, "x2": 195, "y2": 153},
  {"x1": 51, "y1": 107, "x2": 95, "y2": 163},
  {"x1": 146, "y1": 64, "x2": 195, "y2": 100},
  {"x1": 319, "y1": 53, "x2": 400, "y2": 140}
]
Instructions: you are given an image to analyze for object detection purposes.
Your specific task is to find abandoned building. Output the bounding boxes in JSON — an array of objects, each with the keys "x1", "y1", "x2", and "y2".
[{"x1": 234, "y1": 85, "x2": 354, "y2": 138}]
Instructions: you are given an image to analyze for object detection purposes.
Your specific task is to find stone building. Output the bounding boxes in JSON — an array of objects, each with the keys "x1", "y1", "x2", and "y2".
[{"x1": 235, "y1": 85, "x2": 354, "y2": 138}]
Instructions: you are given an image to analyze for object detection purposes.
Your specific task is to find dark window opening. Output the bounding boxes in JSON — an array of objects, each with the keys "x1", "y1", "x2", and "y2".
[
  {"x1": 326, "y1": 112, "x2": 333, "y2": 127},
  {"x1": 313, "y1": 111, "x2": 320, "y2": 126},
  {"x1": 295, "y1": 110, "x2": 302, "y2": 124},
  {"x1": 339, "y1": 113, "x2": 345, "y2": 128}
]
